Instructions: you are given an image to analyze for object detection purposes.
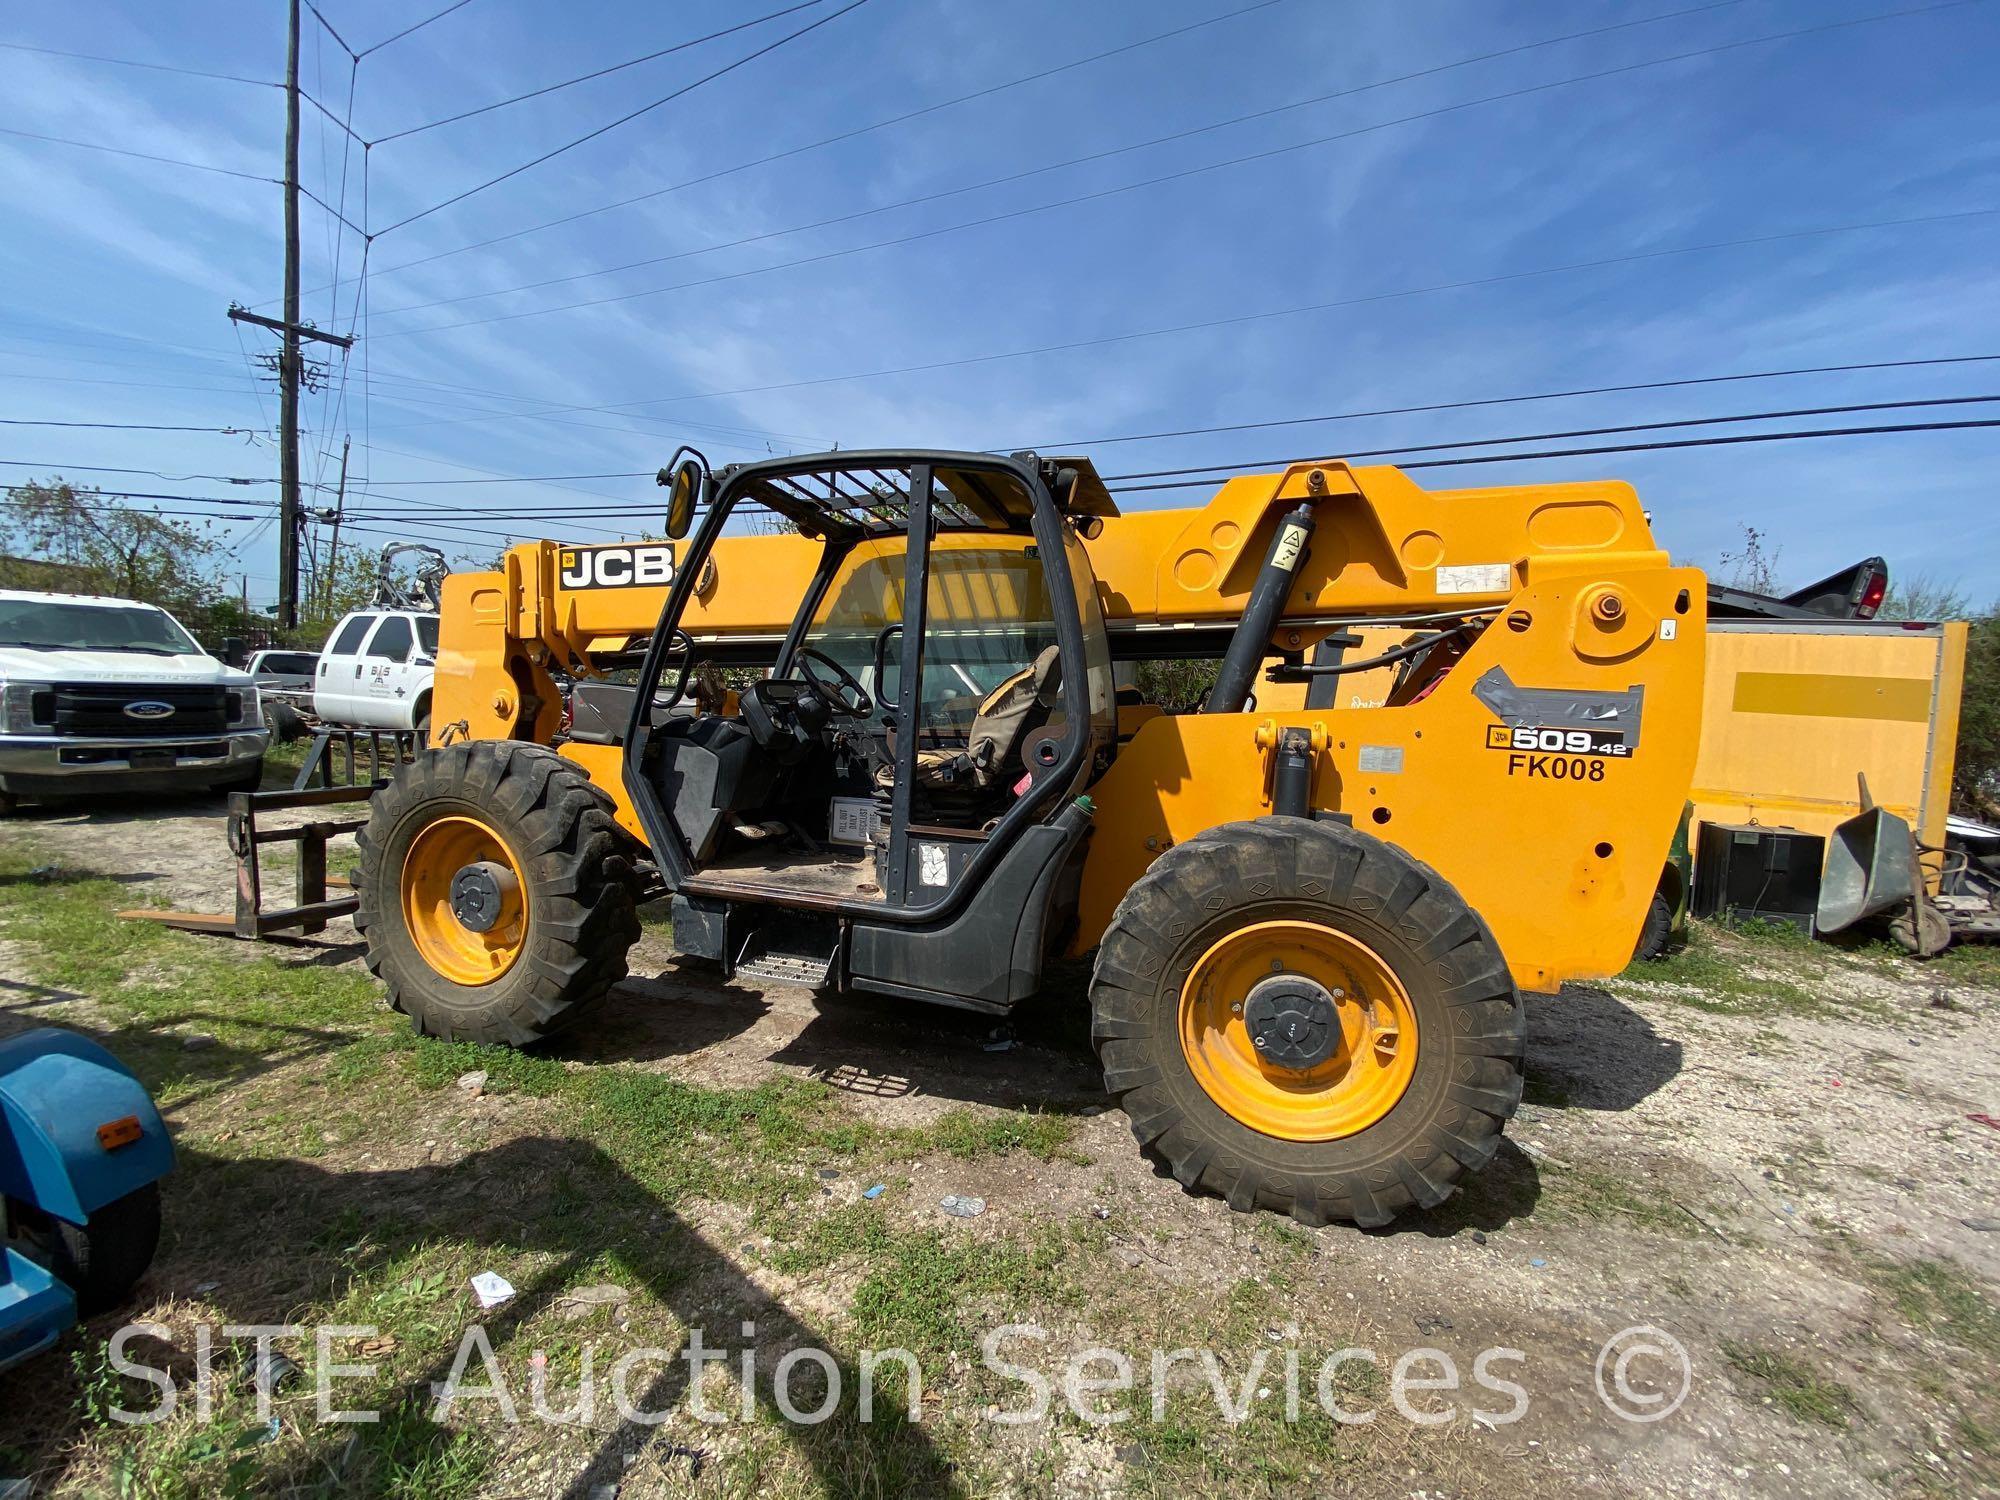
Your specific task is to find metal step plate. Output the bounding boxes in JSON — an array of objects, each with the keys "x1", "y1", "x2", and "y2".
[{"x1": 735, "y1": 951, "x2": 834, "y2": 990}]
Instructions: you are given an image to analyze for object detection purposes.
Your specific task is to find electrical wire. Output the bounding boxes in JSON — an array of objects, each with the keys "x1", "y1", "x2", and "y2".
[
  {"x1": 366, "y1": 0, "x2": 1981, "y2": 334},
  {"x1": 1105, "y1": 418, "x2": 2000, "y2": 493},
  {"x1": 357, "y1": 0, "x2": 478, "y2": 59},
  {"x1": 0, "y1": 38, "x2": 277, "y2": 86},
  {"x1": 0, "y1": 124, "x2": 278, "y2": 182},
  {"x1": 1096, "y1": 394, "x2": 2000, "y2": 482},
  {"x1": 1028, "y1": 355, "x2": 2000, "y2": 451},
  {"x1": 0, "y1": 417, "x2": 258, "y2": 432},
  {"x1": 368, "y1": 0, "x2": 829, "y2": 143},
  {"x1": 371, "y1": 0, "x2": 1758, "y2": 318},
  {"x1": 357, "y1": 202, "x2": 2000, "y2": 429},
  {"x1": 371, "y1": 0, "x2": 875, "y2": 237},
  {"x1": 351, "y1": 0, "x2": 1293, "y2": 287}
]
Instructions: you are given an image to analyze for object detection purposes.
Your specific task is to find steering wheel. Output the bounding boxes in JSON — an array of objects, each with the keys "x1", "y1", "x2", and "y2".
[
  {"x1": 655, "y1": 627, "x2": 699, "y2": 709},
  {"x1": 794, "y1": 647, "x2": 873, "y2": 718}
]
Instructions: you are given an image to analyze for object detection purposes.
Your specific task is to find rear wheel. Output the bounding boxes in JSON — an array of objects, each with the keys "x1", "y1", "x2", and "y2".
[
  {"x1": 11, "y1": 1182, "x2": 162, "y2": 1313},
  {"x1": 1090, "y1": 817, "x2": 1523, "y2": 1227},
  {"x1": 1633, "y1": 889, "x2": 1673, "y2": 961},
  {"x1": 355, "y1": 742, "x2": 640, "y2": 1045}
]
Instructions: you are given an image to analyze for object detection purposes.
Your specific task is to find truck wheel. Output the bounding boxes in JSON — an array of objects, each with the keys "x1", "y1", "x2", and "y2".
[
  {"x1": 1090, "y1": 817, "x2": 1523, "y2": 1228},
  {"x1": 355, "y1": 742, "x2": 640, "y2": 1045},
  {"x1": 12, "y1": 1182, "x2": 162, "y2": 1314}
]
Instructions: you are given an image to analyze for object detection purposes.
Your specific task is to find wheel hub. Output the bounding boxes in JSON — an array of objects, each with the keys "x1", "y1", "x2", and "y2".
[
  {"x1": 1241, "y1": 973, "x2": 1340, "y2": 1070},
  {"x1": 450, "y1": 861, "x2": 517, "y2": 933}
]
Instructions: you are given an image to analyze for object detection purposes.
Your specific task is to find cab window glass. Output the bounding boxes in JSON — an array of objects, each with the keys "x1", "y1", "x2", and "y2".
[
  {"x1": 416, "y1": 616, "x2": 439, "y2": 655},
  {"x1": 327, "y1": 614, "x2": 374, "y2": 655},
  {"x1": 370, "y1": 616, "x2": 414, "y2": 664}
]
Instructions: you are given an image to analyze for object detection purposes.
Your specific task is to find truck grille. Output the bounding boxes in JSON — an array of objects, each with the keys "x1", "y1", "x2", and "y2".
[{"x1": 47, "y1": 683, "x2": 230, "y2": 739}]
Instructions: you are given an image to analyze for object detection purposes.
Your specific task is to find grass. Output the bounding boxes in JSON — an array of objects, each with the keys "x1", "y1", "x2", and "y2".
[
  {"x1": 1870, "y1": 1257, "x2": 2000, "y2": 1359},
  {"x1": 0, "y1": 834, "x2": 1110, "y2": 1495},
  {"x1": 1722, "y1": 1340, "x2": 1859, "y2": 1428},
  {"x1": 1617, "y1": 919, "x2": 1897, "y2": 1020}
]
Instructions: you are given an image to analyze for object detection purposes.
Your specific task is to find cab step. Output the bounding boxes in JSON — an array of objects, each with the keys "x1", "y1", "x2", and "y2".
[{"x1": 734, "y1": 918, "x2": 838, "y2": 991}]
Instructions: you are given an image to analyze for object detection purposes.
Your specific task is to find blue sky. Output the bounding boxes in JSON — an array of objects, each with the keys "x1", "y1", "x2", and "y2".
[{"x1": 2, "y1": 0, "x2": 1996, "y2": 606}]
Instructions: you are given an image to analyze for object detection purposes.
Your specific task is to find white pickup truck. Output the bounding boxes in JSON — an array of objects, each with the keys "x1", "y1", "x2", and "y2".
[
  {"x1": 311, "y1": 606, "x2": 438, "y2": 734},
  {"x1": 0, "y1": 589, "x2": 266, "y2": 812}
]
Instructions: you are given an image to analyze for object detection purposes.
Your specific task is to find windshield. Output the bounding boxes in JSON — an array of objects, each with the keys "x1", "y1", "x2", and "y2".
[
  {"x1": 0, "y1": 599, "x2": 203, "y2": 655},
  {"x1": 256, "y1": 652, "x2": 317, "y2": 674},
  {"x1": 801, "y1": 533, "x2": 1112, "y2": 749}
]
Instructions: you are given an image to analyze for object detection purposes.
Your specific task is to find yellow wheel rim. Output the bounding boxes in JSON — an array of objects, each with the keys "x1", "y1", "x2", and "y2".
[
  {"x1": 401, "y1": 815, "x2": 528, "y2": 987},
  {"x1": 1178, "y1": 919, "x2": 1418, "y2": 1142}
]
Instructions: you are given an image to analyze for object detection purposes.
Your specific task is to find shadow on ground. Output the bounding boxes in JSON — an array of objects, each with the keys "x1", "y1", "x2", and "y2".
[
  {"x1": 1, "y1": 1014, "x2": 963, "y2": 1498},
  {"x1": 1522, "y1": 984, "x2": 1684, "y2": 1112}
]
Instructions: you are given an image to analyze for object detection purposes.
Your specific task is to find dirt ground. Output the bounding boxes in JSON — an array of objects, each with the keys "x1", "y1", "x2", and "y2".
[{"x1": 2, "y1": 788, "x2": 1997, "y2": 1499}]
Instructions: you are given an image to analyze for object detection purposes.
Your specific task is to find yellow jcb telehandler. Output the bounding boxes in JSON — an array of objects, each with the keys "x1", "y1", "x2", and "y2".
[{"x1": 354, "y1": 448, "x2": 1706, "y2": 1225}]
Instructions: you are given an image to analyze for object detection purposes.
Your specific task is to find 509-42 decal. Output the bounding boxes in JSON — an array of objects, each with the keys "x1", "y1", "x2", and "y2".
[{"x1": 1486, "y1": 723, "x2": 1628, "y2": 780}]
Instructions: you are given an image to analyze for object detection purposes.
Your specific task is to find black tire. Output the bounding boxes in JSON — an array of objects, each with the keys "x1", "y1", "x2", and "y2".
[
  {"x1": 1633, "y1": 890, "x2": 1673, "y2": 962},
  {"x1": 354, "y1": 742, "x2": 640, "y2": 1045},
  {"x1": 269, "y1": 700, "x2": 308, "y2": 744},
  {"x1": 14, "y1": 1182, "x2": 163, "y2": 1314},
  {"x1": 1889, "y1": 900, "x2": 1952, "y2": 958},
  {"x1": 1090, "y1": 817, "x2": 1523, "y2": 1228}
]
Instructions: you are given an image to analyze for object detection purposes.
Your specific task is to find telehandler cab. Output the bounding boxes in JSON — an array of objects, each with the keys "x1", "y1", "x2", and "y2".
[{"x1": 356, "y1": 449, "x2": 1706, "y2": 1226}]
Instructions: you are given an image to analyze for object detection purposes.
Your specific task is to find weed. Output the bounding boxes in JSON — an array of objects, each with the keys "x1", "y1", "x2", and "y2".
[
  {"x1": 1722, "y1": 1340, "x2": 1858, "y2": 1427},
  {"x1": 925, "y1": 1106, "x2": 1081, "y2": 1162},
  {"x1": 1870, "y1": 1257, "x2": 2000, "y2": 1358}
]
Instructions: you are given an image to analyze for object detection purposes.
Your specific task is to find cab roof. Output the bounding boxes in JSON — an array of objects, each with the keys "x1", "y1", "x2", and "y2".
[{"x1": 721, "y1": 450, "x2": 1117, "y2": 541}]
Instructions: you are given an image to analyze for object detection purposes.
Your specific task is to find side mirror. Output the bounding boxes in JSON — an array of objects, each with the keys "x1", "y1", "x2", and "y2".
[{"x1": 656, "y1": 448, "x2": 709, "y2": 540}]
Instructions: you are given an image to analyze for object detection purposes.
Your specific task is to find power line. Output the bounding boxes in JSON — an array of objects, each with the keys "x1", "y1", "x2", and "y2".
[
  {"x1": 0, "y1": 38, "x2": 277, "y2": 86},
  {"x1": 0, "y1": 124, "x2": 278, "y2": 183},
  {"x1": 0, "y1": 417, "x2": 259, "y2": 432},
  {"x1": 356, "y1": 0, "x2": 478, "y2": 59},
  {"x1": 304, "y1": 0, "x2": 356, "y2": 61},
  {"x1": 360, "y1": 203, "x2": 2000, "y2": 434},
  {"x1": 367, "y1": 0, "x2": 1982, "y2": 337},
  {"x1": 372, "y1": 0, "x2": 1755, "y2": 319},
  {"x1": 1037, "y1": 354, "x2": 2000, "y2": 453},
  {"x1": 371, "y1": 0, "x2": 875, "y2": 237},
  {"x1": 350, "y1": 0, "x2": 1295, "y2": 287},
  {"x1": 1097, "y1": 393, "x2": 2000, "y2": 483},
  {"x1": 368, "y1": 0, "x2": 828, "y2": 144},
  {"x1": 1107, "y1": 418, "x2": 2000, "y2": 493},
  {"x1": 333, "y1": 394, "x2": 2000, "y2": 517}
]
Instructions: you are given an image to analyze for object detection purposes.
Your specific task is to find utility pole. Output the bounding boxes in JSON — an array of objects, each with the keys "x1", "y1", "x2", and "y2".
[
  {"x1": 323, "y1": 435, "x2": 350, "y2": 617},
  {"x1": 227, "y1": 0, "x2": 351, "y2": 634}
]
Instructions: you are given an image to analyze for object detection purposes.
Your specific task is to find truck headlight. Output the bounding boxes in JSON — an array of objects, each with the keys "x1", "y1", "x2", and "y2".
[
  {"x1": 226, "y1": 684, "x2": 264, "y2": 730},
  {"x1": 0, "y1": 682, "x2": 50, "y2": 734}
]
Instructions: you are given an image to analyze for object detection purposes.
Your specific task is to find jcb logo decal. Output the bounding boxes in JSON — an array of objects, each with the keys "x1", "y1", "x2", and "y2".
[
  {"x1": 1485, "y1": 724, "x2": 1629, "y2": 758},
  {"x1": 558, "y1": 543, "x2": 674, "y2": 590}
]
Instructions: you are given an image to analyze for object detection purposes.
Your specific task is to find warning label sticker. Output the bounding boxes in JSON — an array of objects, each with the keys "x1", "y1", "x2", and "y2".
[{"x1": 1436, "y1": 562, "x2": 1513, "y2": 595}]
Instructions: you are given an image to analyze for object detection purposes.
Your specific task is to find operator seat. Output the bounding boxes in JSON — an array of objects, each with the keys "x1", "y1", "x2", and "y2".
[{"x1": 878, "y1": 644, "x2": 1062, "y2": 823}]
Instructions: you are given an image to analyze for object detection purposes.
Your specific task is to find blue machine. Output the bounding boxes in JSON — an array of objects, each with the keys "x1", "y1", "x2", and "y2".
[{"x1": 0, "y1": 1028, "x2": 173, "y2": 1372}]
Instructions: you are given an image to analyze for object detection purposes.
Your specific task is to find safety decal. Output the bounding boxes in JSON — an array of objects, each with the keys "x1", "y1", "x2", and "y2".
[{"x1": 558, "y1": 543, "x2": 675, "y2": 590}]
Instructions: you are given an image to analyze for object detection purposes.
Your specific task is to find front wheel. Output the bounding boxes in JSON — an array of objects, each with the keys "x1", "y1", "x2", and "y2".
[
  {"x1": 1090, "y1": 817, "x2": 1523, "y2": 1227},
  {"x1": 355, "y1": 742, "x2": 640, "y2": 1045}
]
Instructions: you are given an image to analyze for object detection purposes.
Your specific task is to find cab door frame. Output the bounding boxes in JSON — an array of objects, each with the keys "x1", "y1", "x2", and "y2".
[{"x1": 625, "y1": 450, "x2": 1102, "y2": 927}]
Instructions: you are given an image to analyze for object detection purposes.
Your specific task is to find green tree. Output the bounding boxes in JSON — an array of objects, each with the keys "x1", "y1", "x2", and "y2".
[
  {"x1": 1955, "y1": 610, "x2": 1999, "y2": 815},
  {"x1": 0, "y1": 478, "x2": 228, "y2": 617},
  {"x1": 1877, "y1": 570, "x2": 1974, "y2": 623}
]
